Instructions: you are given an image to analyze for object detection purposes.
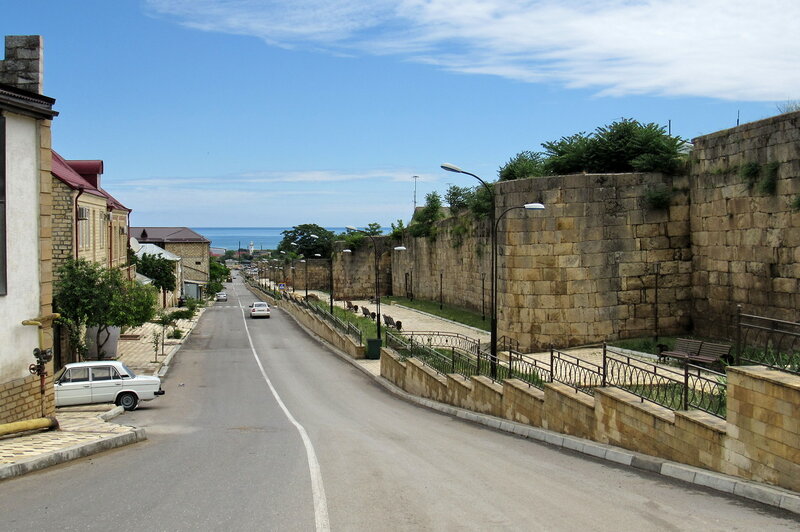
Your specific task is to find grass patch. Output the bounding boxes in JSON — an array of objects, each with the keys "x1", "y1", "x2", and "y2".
[{"x1": 382, "y1": 296, "x2": 489, "y2": 332}]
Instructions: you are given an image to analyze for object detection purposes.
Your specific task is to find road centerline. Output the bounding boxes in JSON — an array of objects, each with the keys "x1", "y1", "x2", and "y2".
[{"x1": 235, "y1": 281, "x2": 330, "y2": 532}]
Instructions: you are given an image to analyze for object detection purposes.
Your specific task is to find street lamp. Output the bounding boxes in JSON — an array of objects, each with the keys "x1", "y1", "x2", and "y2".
[
  {"x1": 301, "y1": 259, "x2": 308, "y2": 300},
  {"x1": 345, "y1": 226, "x2": 383, "y2": 343},
  {"x1": 441, "y1": 162, "x2": 544, "y2": 378}
]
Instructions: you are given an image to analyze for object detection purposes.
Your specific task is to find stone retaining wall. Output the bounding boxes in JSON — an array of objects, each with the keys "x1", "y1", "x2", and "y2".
[{"x1": 380, "y1": 351, "x2": 800, "y2": 494}]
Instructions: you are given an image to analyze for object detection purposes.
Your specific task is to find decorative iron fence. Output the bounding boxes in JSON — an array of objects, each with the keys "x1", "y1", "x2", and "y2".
[
  {"x1": 550, "y1": 348, "x2": 604, "y2": 395},
  {"x1": 385, "y1": 331, "x2": 477, "y2": 379},
  {"x1": 603, "y1": 345, "x2": 727, "y2": 418},
  {"x1": 736, "y1": 307, "x2": 800, "y2": 374},
  {"x1": 403, "y1": 331, "x2": 481, "y2": 357}
]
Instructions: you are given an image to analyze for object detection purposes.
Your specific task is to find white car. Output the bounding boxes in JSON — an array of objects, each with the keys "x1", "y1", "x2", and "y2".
[
  {"x1": 54, "y1": 361, "x2": 164, "y2": 411},
  {"x1": 249, "y1": 301, "x2": 271, "y2": 319}
]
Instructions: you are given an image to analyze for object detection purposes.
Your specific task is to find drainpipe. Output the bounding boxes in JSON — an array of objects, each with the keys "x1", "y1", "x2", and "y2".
[
  {"x1": 107, "y1": 209, "x2": 112, "y2": 269},
  {"x1": 73, "y1": 187, "x2": 85, "y2": 258}
]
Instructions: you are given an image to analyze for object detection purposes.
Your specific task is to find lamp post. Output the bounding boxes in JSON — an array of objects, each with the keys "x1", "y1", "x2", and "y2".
[
  {"x1": 345, "y1": 226, "x2": 382, "y2": 342},
  {"x1": 301, "y1": 259, "x2": 308, "y2": 300},
  {"x1": 315, "y1": 253, "x2": 334, "y2": 314},
  {"x1": 441, "y1": 162, "x2": 544, "y2": 378}
]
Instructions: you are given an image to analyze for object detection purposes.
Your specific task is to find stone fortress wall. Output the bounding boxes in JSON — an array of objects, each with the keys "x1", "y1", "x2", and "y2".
[{"x1": 332, "y1": 111, "x2": 799, "y2": 351}]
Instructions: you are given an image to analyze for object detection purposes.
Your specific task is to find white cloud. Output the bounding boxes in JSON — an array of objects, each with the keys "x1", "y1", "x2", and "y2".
[{"x1": 145, "y1": 0, "x2": 800, "y2": 101}]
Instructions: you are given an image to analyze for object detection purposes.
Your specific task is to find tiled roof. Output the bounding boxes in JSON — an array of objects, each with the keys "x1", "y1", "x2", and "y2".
[
  {"x1": 51, "y1": 151, "x2": 104, "y2": 198},
  {"x1": 130, "y1": 227, "x2": 210, "y2": 244},
  {"x1": 51, "y1": 150, "x2": 130, "y2": 211}
]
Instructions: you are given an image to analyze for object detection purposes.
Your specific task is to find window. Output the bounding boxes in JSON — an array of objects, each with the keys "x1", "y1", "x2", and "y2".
[
  {"x1": 0, "y1": 115, "x2": 6, "y2": 295},
  {"x1": 64, "y1": 367, "x2": 90, "y2": 383},
  {"x1": 91, "y1": 366, "x2": 120, "y2": 381}
]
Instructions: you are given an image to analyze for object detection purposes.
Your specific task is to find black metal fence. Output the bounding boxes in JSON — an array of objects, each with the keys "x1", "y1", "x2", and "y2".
[
  {"x1": 603, "y1": 345, "x2": 727, "y2": 418},
  {"x1": 736, "y1": 307, "x2": 800, "y2": 374}
]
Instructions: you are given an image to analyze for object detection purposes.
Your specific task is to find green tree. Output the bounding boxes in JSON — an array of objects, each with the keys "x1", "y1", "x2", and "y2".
[
  {"x1": 137, "y1": 253, "x2": 177, "y2": 307},
  {"x1": 445, "y1": 185, "x2": 474, "y2": 213},
  {"x1": 54, "y1": 259, "x2": 158, "y2": 359},
  {"x1": 278, "y1": 224, "x2": 335, "y2": 258},
  {"x1": 409, "y1": 191, "x2": 444, "y2": 238},
  {"x1": 364, "y1": 222, "x2": 383, "y2": 236},
  {"x1": 498, "y1": 151, "x2": 547, "y2": 181}
]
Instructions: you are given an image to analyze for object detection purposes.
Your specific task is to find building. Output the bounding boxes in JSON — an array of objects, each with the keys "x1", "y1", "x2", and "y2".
[
  {"x1": 0, "y1": 35, "x2": 59, "y2": 423},
  {"x1": 51, "y1": 152, "x2": 131, "y2": 275},
  {"x1": 134, "y1": 242, "x2": 182, "y2": 308},
  {"x1": 131, "y1": 227, "x2": 210, "y2": 299}
]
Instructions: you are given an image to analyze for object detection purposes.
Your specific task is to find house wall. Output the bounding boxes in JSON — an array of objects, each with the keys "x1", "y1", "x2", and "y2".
[
  {"x1": 51, "y1": 177, "x2": 73, "y2": 272},
  {"x1": 165, "y1": 242, "x2": 209, "y2": 283},
  {"x1": 0, "y1": 113, "x2": 44, "y2": 380},
  {"x1": 0, "y1": 112, "x2": 55, "y2": 423},
  {"x1": 108, "y1": 209, "x2": 127, "y2": 269},
  {"x1": 76, "y1": 193, "x2": 109, "y2": 265}
]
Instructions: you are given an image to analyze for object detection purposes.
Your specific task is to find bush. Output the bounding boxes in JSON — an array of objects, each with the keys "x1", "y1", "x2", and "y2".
[
  {"x1": 538, "y1": 119, "x2": 685, "y2": 175},
  {"x1": 758, "y1": 162, "x2": 780, "y2": 194},
  {"x1": 498, "y1": 151, "x2": 547, "y2": 181},
  {"x1": 169, "y1": 328, "x2": 183, "y2": 339},
  {"x1": 740, "y1": 162, "x2": 761, "y2": 187},
  {"x1": 171, "y1": 309, "x2": 195, "y2": 321}
]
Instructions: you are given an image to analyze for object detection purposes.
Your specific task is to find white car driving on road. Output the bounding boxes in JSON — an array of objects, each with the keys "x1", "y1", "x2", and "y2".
[
  {"x1": 249, "y1": 301, "x2": 271, "y2": 319},
  {"x1": 54, "y1": 361, "x2": 164, "y2": 411}
]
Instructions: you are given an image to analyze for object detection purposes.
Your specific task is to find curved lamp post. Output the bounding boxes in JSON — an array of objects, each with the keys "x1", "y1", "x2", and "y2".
[{"x1": 441, "y1": 162, "x2": 544, "y2": 378}]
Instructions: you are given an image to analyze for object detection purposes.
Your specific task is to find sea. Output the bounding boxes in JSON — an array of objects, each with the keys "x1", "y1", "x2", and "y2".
[{"x1": 192, "y1": 227, "x2": 349, "y2": 251}]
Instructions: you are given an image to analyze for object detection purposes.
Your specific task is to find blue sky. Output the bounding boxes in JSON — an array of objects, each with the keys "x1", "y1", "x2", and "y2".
[{"x1": 4, "y1": 1, "x2": 798, "y2": 228}]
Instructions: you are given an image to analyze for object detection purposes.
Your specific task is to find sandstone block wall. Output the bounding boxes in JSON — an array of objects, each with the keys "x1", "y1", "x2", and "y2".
[
  {"x1": 51, "y1": 178, "x2": 73, "y2": 273},
  {"x1": 333, "y1": 239, "x2": 394, "y2": 300},
  {"x1": 689, "y1": 111, "x2": 800, "y2": 338},
  {"x1": 380, "y1": 349, "x2": 800, "y2": 493},
  {"x1": 0, "y1": 370, "x2": 54, "y2": 424}
]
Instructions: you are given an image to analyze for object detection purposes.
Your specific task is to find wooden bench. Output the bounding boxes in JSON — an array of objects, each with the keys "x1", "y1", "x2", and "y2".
[
  {"x1": 362, "y1": 306, "x2": 372, "y2": 319},
  {"x1": 660, "y1": 338, "x2": 731, "y2": 367},
  {"x1": 659, "y1": 338, "x2": 702, "y2": 363},
  {"x1": 382, "y1": 314, "x2": 402, "y2": 331},
  {"x1": 345, "y1": 300, "x2": 355, "y2": 312}
]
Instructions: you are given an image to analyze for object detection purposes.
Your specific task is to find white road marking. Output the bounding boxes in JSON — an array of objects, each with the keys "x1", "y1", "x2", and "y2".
[{"x1": 234, "y1": 280, "x2": 331, "y2": 531}]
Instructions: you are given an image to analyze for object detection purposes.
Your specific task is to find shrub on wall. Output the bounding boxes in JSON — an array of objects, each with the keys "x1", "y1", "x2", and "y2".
[{"x1": 644, "y1": 185, "x2": 672, "y2": 210}]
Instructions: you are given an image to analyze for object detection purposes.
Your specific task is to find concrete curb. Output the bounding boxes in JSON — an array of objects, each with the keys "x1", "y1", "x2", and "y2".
[
  {"x1": 0, "y1": 427, "x2": 147, "y2": 482},
  {"x1": 269, "y1": 285, "x2": 800, "y2": 516}
]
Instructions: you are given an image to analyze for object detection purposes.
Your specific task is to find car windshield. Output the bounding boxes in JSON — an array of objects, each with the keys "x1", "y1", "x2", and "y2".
[{"x1": 53, "y1": 366, "x2": 66, "y2": 382}]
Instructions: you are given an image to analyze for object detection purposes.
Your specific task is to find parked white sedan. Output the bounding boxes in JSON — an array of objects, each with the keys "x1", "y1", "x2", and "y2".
[{"x1": 54, "y1": 361, "x2": 164, "y2": 411}]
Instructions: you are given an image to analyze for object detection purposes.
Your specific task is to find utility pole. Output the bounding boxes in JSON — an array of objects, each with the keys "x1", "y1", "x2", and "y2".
[{"x1": 413, "y1": 175, "x2": 419, "y2": 210}]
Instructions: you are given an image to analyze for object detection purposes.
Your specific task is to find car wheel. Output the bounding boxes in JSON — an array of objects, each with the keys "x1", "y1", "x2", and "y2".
[{"x1": 117, "y1": 392, "x2": 139, "y2": 411}]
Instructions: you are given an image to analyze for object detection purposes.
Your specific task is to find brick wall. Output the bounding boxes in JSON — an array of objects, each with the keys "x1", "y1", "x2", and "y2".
[
  {"x1": 51, "y1": 177, "x2": 74, "y2": 273},
  {"x1": 165, "y1": 242, "x2": 209, "y2": 282},
  {"x1": 0, "y1": 366, "x2": 54, "y2": 424}
]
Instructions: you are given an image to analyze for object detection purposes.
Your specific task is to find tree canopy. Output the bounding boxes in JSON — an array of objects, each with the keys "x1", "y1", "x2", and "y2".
[
  {"x1": 54, "y1": 259, "x2": 157, "y2": 359},
  {"x1": 278, "y1": 224, "x2": 335, "y2": 258}
]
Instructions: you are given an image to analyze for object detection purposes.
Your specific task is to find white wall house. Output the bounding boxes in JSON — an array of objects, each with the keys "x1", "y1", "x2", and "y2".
[{"x1": 0, "y1": 35, "x2": 59, "y2": 423}]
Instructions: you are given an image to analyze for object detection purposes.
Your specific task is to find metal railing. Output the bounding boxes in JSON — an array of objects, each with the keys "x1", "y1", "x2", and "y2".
[
  {"x1": 550, "y1": 348, "x2": 604, "y2": 396},
  {"x1": 508, "y1": 354, "x2": 551, "y2": 390},
  {"x1": 385, "y1": 331, "x2": 478, "y2": 379},
  {"x1": 603, "y1": 345, "x2": 727, "y2": 418},
  {"x1": 402, "y1": 331, "x2": 481, "y2": 357},
  {"x1": 736, "y1": 308, "x2": 800, "y2": 374}
]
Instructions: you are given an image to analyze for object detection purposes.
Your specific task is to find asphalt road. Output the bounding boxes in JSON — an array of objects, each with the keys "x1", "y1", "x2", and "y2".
[{"x1": 0, "y1": 276, "x2": 797, "y2": 531}]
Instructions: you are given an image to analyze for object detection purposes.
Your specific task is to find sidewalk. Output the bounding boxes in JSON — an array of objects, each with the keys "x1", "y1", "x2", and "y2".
[{"x1": 0, "y1": 305, "x2": 206, "y2": 481}]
